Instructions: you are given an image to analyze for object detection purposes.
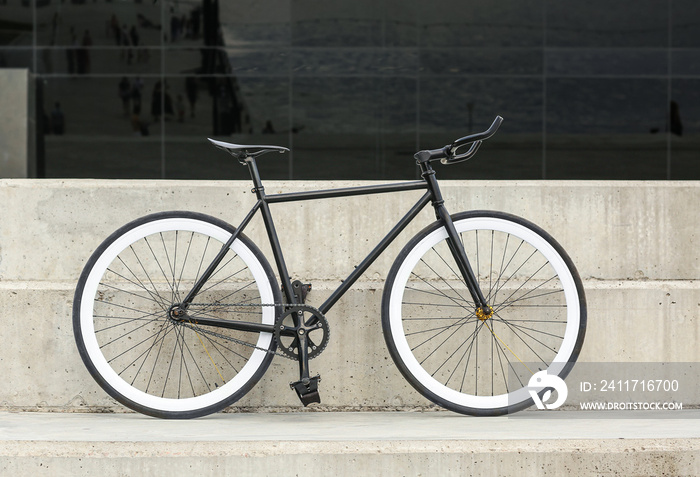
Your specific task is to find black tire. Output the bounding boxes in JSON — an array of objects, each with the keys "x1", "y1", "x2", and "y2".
[
  {"x1": 382, "y1": 211, "x2": 586, "y2": 415},
  {"x1": 73, "y1": 211, "x2": 281, "y2": 418}
]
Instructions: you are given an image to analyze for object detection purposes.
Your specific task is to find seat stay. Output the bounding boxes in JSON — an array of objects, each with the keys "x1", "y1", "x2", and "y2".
[{"x1": 207, "y1": 138, "x2": 290, "y2": 160}]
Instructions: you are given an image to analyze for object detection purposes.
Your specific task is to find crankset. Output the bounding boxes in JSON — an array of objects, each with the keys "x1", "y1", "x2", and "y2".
[{"x1": 273, "y1": 304, "x2": 330, "y2": 361}]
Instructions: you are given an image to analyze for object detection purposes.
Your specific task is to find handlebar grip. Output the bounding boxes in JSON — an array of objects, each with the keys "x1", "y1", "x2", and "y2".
[
  {"x1": 413, "y1": 115, "x2": 503, "y2": 165},
  {"x1": 451, "y1": 116, "x2": 503, "y2": 150}
]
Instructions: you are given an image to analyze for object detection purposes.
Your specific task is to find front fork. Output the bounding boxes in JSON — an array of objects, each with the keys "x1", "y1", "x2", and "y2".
[
  {"x1": 436, "y1": 203, "x2": 491, "y2": 312},
  {"x1": 423, "y1": 169, "x2": 492, "y2": 318}
]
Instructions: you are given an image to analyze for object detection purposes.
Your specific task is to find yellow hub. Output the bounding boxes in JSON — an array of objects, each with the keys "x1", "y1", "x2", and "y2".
[{"x1": 476, "y1": 305, "x2": 494, "y2": 321}]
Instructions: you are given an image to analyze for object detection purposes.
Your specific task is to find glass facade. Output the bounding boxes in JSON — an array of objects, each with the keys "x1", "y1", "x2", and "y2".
[{"x1": 1, "y1": 0, "x2": 698, "y2": 180}]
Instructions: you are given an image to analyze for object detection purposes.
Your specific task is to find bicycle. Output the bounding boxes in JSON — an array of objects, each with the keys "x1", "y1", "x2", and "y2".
[{"x1": 73, "y1": 116, "x2": 587, "y2": 419}]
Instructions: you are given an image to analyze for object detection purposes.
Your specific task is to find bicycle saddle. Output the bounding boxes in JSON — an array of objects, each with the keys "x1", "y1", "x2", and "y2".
[{"x1": 208, "y1": 138, "x2": 289, "y2": 160}]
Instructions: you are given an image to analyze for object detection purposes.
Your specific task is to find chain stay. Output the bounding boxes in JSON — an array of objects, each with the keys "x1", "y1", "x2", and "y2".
[{"x1": 184, "y1": 302, "x2": 323, "y2": 360}]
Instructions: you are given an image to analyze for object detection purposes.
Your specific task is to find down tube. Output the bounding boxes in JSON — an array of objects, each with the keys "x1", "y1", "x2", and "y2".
[{"x1": 319, "y1": 191, "x2": 432, "y2": 315}]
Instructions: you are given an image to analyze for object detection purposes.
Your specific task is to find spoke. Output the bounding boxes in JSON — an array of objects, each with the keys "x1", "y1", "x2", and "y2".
[
  {"x1": 195, "y1": 266, "x2": 249, "y2": 298},
  {"x1": 195, "y1": 326, "x2": 242, "y2": 375},
  {"x1": 195, "y1": 255, "x2": 243, "y2": 295},
  {"x1": 409, "y1": 269, "x2": 473, "y2": 312},
  {"x1": 144, "y1": 320, "x2": 172, "y2": 394},
  {"x1": 117, "y1": 322, "x2": 173, "y2": 385},
  {"x1": 415, "y1": 317, "x2": 473, "y2": 366},
  {"x1": 173, "y1": 325, "x2": 188, "y2": 398},
  {"x1": 495, "y1": 287, "x2": 564, "y2": 313},
  {"x1": 94, "y1": 312, "x2": 162, "y2": 333},
  {"x1": 143, "y1": 236, "x2": 179, "y2": 305},
  {"x1": 94, "y1": 299, "x2": 164, "y2": 321},
  {"x1": 189, "y1": 281, "x2": 257, "y2": 318},
  {"x1": 105, "y1": 322, "x2": 169, "y2": 365},
  {"x1": 405, "y1": 316, "x2": 475, "y2": 338},
  {"x1": 163, "y1": 322, "x2": 182, "y2": 398},
  {"x1": 473, "y1": 230, "x2": 480, "y2": 287},
  {"x1": 488, "y1": 232, "x2": 511, "y2": 305},
  {"x1": 438, "y1": 320, "x2": 484, "y2": 388},
  {"x1": 482, "y1": 320, "x2": 535, "y2": 375},
  {"x1": 175, "y1": 231, "x2": 195, "y2": 303},
  {"x1": 488, "y1": 230, "x2": 494, "y2": 303},
  {"x1": 99, "y1": 279, "x2": 166, "y2": 308},
  {"x1": 178, "y1": 326, "x2": 214, "y2": 395},
  {"x1": 401, "y1": 301, "x2": 472, "y2": 308},
  {"x1": 491, "y1": 311, "x2": 553, "y2": 366},
  {"x1": 473, "y1": 319, "x2": 479, "y2": 395},
  {"x1": 194, "y1": 236, "x2": 212, "y2": 285},
  {"x1": 494, "y1": 263, "x2": 551, "y2": 313},
  {"x1": 404, "y1": 285, "x2": 472, "y2": 304},
  {"x1": 187, "y1": 308, "x2": 262, "y2": 323},
  {"x1": 159, "y1": 231, "x2": 178, "y2": 304},
  {"x1": 125, "y1": 245, "x2": 172, "y2": 311},
  {"x1": 489, "y1": 248, "x2": 538, "y2": 303},
  {"x1": 494, "y1": 319, "x2": 565, "y2": 340},
  {"x1": 98, "y1": 313, "x2": 164, "y2": 348},
  {"x1": 426, "y1": 248, "x2": 473, "y2": 305},
  {"x1": 491, "y1": 324, "x2": 525, "y2": 391},
  {"x1": 401, "y1": 316, "x2": 476, "y2": 321},
  {"x1": 488, "y1": 239, "x2": 526, "y2": 302},
  {"x1": 184, "y1": 323, "x2": 252, "y2": 365},
  {"x1": 113, "y1": 256, "x2": 169, "y2": 313}
]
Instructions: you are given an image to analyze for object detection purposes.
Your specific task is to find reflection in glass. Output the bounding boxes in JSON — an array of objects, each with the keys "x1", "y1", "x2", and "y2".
[
  {"x1": 547, "y1": 49, "x2": 667, "y2": 77},
  {"x1": 672, "y1": 0, "x2": 700, "y2": 48},
  {"x1": 547, "y1": 78, "x2": 667, "y2": 134},
  {"x1": 419, "y1": 0, "x2": 543, "y2": 47},
  {"x1": 671, "y1": 79, "x2": 700, "y2": 179},
  {"x1": 3, "y1": 0, "x2": 700, "y2": 180},
  {"x1": 421, "y1": 47, "x2": 541, "y2": 76},
  {"x1": 546, "y1": 0, "x2": 667, "y2": 47},
  {"x1": 420, "y1": 77, "x2": 542, "y2": 134},
  {"x1": 546, "y1": 78, "x2": 668, "y2": 179}
]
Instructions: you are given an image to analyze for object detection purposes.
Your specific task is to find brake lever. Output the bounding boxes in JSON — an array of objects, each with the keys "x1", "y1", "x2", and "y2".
[{"x1": 442, "y1": 140, "x2": 482, "y2": 164}]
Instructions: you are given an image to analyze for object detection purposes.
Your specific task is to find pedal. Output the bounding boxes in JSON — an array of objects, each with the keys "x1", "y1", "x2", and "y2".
[{"x1": 290, "y1": 375, "x2": 321, "y2": 406}]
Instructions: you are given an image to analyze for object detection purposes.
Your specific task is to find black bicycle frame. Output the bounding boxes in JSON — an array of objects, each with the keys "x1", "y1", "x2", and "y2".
[{"x1": 180, "y1": 155, "x2": 489, "y2": 331}]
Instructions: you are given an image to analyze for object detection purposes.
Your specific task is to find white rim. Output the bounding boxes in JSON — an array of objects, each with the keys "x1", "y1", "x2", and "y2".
[
  {"x1": 388, "y1": 216, "x2": 580, "y2": 410},
  {"x1": 79, "y1": 218, "x2": 275, "y2": 413}
]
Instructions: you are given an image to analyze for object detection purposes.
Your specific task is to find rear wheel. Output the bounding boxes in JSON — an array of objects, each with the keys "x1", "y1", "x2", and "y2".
[
  {"x1": 73, "y1": 211, "x2": 280, "y2": 418},
  {"x1": 382, "y1": 211, "x2": 586, "y2": 415}
]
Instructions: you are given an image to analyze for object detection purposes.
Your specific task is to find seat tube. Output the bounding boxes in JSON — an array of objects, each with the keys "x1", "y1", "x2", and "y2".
[
  {"x1": 245, "y1": 157, "x2": 296, "y2": 305},
  {"x1": 421, "y1": 165, "x2": 488, "y2": 309}
]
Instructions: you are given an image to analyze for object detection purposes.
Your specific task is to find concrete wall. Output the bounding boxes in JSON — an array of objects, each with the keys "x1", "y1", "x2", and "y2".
[
  {"x1": 0, "y1": 179, "x2": 698, "y2": 411},
  {"x1": 0, "y1": 70, "x2": 29, "y2": 178}
]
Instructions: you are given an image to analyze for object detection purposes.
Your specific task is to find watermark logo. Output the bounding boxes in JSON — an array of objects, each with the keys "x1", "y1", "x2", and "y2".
[{"x1": 528, "y1": 370, "x2": 568, "y2": 410}]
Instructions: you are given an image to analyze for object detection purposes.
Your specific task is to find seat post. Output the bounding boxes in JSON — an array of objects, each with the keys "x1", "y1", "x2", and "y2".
[{"x1": 245, "y1": 156, "x2": 266, "y2": 199}]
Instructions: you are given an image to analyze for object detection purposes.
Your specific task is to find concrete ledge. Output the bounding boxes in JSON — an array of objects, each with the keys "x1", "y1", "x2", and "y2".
[
  {"x1": 0, "y1": 280, "x2": 698, "y2": 410},
  {"x1": 0, "y1": 179, "x2": 698, "y2": 411},
  {"x1": 0, "y1": 411, "x2": 699, "y2": 476},
  {"x1": 1, "y1": 179, "x2": 698, "y2": 282}
]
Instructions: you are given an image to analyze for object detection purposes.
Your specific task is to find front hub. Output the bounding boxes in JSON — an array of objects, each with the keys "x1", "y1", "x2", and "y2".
[{"x1": 476, "y1": 305, "x2": 494, "y2": 321}]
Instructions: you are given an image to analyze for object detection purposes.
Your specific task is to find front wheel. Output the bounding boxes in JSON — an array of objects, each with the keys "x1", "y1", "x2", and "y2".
[
  {"x1": 73, "y1": 211, "x2": 281, "y2": 418},
  {"x1": 382, "y1": 211, "x2": 586, "y2": 415}
]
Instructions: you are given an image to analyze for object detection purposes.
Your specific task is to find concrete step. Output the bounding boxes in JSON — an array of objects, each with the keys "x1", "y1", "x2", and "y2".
[
  {"x1": 1, "y1": 279, "x2": 698, "y2": 411},
  {"x1": 0, "y1": 180, "x2": 697, "y2": 412},
  {"x1": 0, "y1": 411, "x2": 699, "y2": 476},
  {"x1": 1, "y1": 180, "x2": 698, "y2": 282}
]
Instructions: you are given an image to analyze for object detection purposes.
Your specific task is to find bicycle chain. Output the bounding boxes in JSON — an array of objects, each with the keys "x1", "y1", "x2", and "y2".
[{"x1": 182, "y1": 302, "x2": 325, "y2": 361}]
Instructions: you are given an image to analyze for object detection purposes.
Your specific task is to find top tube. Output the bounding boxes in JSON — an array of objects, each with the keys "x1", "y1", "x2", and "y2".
[{"x1": 265, "y1": 181, "x2": 427, "y2": 204}]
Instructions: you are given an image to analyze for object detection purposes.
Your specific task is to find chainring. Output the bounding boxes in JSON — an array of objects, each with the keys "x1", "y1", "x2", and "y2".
[{"x1": 273, "y1": 304, "x2": 329, "y2": 360}]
